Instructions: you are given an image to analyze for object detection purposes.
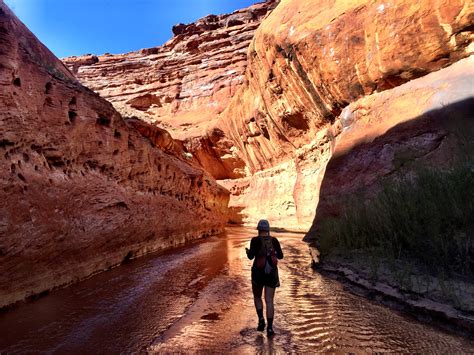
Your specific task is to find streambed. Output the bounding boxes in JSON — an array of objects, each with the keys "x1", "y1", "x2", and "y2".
[{"x1": 0, "y1": 227, "x2": 472, "y2": 353}]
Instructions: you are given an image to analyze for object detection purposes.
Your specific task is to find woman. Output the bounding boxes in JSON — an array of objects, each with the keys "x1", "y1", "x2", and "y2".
[{"x1": 245, "y1": 219, "x2": 283, "y2": 336}]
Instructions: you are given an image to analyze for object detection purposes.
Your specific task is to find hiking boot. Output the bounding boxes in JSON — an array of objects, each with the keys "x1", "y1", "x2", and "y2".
[
  {"x1": 257, "y1": 318, "x2": 266, "y2": 331},
  {"x1": 267, "y1": 327, "x2": 275, "y2": 336}
]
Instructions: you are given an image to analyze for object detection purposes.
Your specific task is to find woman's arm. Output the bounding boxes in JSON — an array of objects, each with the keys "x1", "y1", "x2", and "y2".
[
  {"x1": 246, "y1": 238, "x2": 256, "y2": 260},
  {"x1": 273, "y1": 238, "x2": 283, "y2": 259}
]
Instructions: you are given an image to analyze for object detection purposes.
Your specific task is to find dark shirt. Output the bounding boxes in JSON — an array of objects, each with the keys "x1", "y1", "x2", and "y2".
[{"x1": 247, "y1": 236, "x2": 284, "y2": 262}]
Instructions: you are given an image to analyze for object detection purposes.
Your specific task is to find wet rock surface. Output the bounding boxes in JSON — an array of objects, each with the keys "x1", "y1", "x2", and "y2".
[
  {"x1": 0, "y1": 2, "x2": 229, "y2": 308},
  {"x1": 0, "y1": 227, "x2": 472, "y2": 353}
]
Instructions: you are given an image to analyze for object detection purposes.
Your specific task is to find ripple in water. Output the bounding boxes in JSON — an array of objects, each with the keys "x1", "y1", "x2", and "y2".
[{"x1": 0, "y1": 227, "x2": 472, "y2": 353}]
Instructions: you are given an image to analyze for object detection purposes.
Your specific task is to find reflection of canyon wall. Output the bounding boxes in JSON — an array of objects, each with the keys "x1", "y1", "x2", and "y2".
[
  {"x1": 0, "y1": 3, "x2": 229, "y2": 308},
  {"x1": 62, "y1": 0, "x2": 473, "y2": 232}
]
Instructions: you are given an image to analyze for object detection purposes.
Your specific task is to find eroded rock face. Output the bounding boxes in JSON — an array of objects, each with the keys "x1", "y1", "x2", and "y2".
[
  {"x1": 62, "y1": 1, "x2": 278, "y2": 179},
  {"x1": 218, "y1": 0, "x2": 473, "y2": 230},
  {"x1": 308, "y1": 57, "x2": 474, "y2": 237},
  {"x1": 0, "y1": 3, "x2": 229, "y2": 308},
  {"x1": 223, "y1": 0, "x2": 473, "y2": 171},
  {"x1": 62, "y1": 0, "x2": 472, "y2": 232}
]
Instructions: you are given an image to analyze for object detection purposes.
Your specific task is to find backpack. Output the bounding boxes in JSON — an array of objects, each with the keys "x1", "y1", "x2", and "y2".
[{"x1": 255, "y1": 236, "x2": 278, "y2": 274}]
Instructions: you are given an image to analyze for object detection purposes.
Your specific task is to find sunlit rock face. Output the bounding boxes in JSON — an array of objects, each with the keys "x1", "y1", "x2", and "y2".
[
  {"x1": 62, "y1": 0, "x2": 279, "y2": 179},
  {"x1": 218, "y1": 0, "x2": 473, "y2": 230},
  {"x1": 61, "y1": 0, "x2": 472, "y2": 232},
  {"x1": 310, "y1": 56, "x2": 474, "y2": 236},
  {"x1": 0, "y1": 3, "x2": 229, "y2": 308},
  {"x1": 307, "y1": 57, "x2": 474, "y2": 237}
]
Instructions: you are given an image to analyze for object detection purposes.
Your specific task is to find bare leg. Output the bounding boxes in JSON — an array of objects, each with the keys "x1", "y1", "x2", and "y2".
[
  {"x1": 253, "y1": 283, "x2": 266, "y2": 330},
  {"x1": 252, "y1": 283, "x2": 264, "y2": 316},
  {"x1": 254, "y1": 297, "x2": 263, "y2": 312},
  {"x1": 264, "y1": 286, "x2": 275, "y2": 319},
  {"x1": 264, "y1": 286, "x2": 276, "y2": 334}
]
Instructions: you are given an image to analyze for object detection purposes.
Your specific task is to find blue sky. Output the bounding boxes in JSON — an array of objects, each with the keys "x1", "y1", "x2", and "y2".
[{"x1": 4, "y1": 0, "x2": 258, "y2": 58}]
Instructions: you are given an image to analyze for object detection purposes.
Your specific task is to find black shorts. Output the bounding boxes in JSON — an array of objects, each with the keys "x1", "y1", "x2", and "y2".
[{"x1": 251, "y1": 267, "x2": 280, "y2": 288}]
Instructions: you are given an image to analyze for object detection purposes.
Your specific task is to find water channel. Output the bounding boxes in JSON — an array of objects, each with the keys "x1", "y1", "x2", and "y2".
[{"x1": 1, "y1": 227, "x2": 472, "y2": 353}]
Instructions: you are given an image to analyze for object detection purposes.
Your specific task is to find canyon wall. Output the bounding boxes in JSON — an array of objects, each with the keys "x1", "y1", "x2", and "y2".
[
  {"x1": 219, "y1": 0, "x2": 473, "y2": 230},
  {"x1": 309, "y1": 57, "x2": 473, "y2": 235},
  {"x1": 61, "y1": 0, "x2": 473, "y2": 232},
  {"x1": 0, "y1": 3, "x2": 229, "y2": 308},
  {"x1": 63, "y1": 0, "x2": 278, "y2": 179}
]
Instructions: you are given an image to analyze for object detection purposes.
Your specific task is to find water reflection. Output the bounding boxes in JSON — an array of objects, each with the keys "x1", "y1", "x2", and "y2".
[{"x1": 0, "y1": 227, "x2": 472, "y2": 353}]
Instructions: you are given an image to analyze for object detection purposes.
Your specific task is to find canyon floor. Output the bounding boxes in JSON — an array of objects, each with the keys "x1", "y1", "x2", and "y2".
[{"x1": 0, "y1": 227, "x2": 472, "y2": 353}]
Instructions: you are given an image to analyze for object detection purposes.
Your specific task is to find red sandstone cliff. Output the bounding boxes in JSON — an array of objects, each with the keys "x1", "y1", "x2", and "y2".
[
  {"x1": 309, "y1": 57, "x2": 473, "y2": 233},
  {"x1": 63, "y1": 1, "x2": 278, "y2": 179},
  {"x1": 1, "y1": 0, "x2": 472, "y2": 309},
  {"x1": 62, "y1": 0, "x2": 473, "y2": 233},
  {"x1": 219, "y1": 0, "x2": 474, "y2": 230},
  {"x1": 0, "y1": 3, "x2": 229, "y2": 308}
]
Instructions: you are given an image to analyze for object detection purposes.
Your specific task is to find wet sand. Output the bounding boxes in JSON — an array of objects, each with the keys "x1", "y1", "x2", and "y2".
[{"x1": 1, "y1": 227, "x2": 473, "y2": 353}]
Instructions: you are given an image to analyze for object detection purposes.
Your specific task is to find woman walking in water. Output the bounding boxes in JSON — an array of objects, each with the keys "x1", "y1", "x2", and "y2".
[{"x1": 246, "y1": 219, "x2": 284, "y2": 336}]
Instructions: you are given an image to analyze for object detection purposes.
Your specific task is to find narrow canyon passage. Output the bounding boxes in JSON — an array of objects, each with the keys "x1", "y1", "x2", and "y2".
[{"x1": 0, "y1": 227, "x2": 472, "y2": 353}]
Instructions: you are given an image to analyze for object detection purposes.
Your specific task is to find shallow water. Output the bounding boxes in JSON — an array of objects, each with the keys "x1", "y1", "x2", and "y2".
[{"x1": 0, "y1": 227, "x2": 473, "y2": 353}]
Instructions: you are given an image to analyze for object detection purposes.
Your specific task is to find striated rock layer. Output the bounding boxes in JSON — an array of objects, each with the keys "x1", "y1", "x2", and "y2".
[
  {"x1": 63, "y1": 1, "x2": 278, "y2": 179},
  {"x1": 218, "y1": 0, "x2": 473, "y2": 230},
  {"x1": 61, "y1": 0, "x2": 473, "y2": 232},
  {"x1": 0, "y1": 3, "x2": 229, "y2": 308}
]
